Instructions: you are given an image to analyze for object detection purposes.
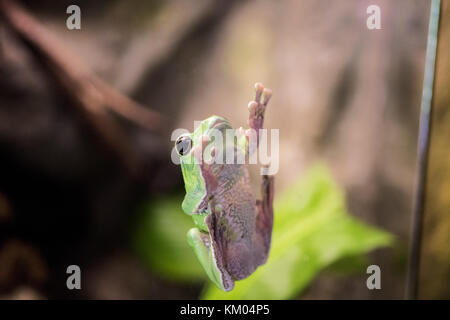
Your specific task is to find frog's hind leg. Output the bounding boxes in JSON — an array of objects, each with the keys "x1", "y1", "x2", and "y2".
[
  {"x1": 253, "y1": 172, "x2": 274, "y2": 266},
  {"x1": 187, "y1": 227, "x2": 234, "y2": 291}
]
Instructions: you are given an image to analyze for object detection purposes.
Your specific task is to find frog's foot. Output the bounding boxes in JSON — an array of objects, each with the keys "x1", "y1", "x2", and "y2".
[
  {"x1": 247, "y1": 83, "x2": 272, "y2": 153},
  {"x1": 247, "y1": 82, "x2": 272, "y2": 135}
]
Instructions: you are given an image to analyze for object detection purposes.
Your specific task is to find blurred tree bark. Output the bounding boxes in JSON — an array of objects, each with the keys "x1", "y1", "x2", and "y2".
[
  {"x1": 419, "y1": 0, "x2": 450, "y2": 300},
  {"x1": 0, "y1": 0, "x2": 240, "y2": 299},
  {"x1": 0, "y1": 0, "x2": 433, "y2": 299}
]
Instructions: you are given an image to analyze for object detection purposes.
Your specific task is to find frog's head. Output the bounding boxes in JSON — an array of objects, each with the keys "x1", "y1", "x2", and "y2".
[{"x1": 175, "y1": 116, "x2": 232, "y2": 215}]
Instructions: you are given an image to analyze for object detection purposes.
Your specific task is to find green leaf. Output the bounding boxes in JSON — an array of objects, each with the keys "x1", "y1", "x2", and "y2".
[
  {"x1": 201, "y1": 164, "x2": 394, "y2": 300},
  {"x1": 132, "y1": 196, "x2": 206, "y2": 282}
]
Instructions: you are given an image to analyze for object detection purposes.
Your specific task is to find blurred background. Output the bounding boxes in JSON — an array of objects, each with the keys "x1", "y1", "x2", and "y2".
[{"x1": 0, "y1": 0, "x2": 442, "y2": 299}]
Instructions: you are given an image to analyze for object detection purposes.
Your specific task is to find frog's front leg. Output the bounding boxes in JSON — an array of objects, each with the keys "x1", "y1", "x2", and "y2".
[
  {"x1": 253, "y1": 172, "x2": 275, "y2": 265},
  {"x1": 239, "y1": 83, "x2": 274, "y2": 265},
  {"x1": 246, "y1": 83, "x2": 274, "y2": 259},
  {"x1": 187, "y1": 220, "x2": 234, "y2": 291}
]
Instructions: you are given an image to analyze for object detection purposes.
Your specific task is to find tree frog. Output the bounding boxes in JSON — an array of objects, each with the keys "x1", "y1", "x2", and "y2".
[{"x1": 174, "y1": 83, "x2": 274, "y2": 291}]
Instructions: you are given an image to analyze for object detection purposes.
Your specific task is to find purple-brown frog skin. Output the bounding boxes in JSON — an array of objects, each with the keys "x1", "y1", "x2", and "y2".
[{"x1": 175, "y1": 83, "x2": 274, "y2": 291}]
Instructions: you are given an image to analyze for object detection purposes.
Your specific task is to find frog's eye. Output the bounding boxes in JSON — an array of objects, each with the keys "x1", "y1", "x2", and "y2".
[{"x1": 176, "y1": 136, "x2": 192, "y2": 156}]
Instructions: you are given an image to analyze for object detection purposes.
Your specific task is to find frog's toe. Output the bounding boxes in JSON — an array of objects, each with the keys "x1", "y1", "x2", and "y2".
[
  {"x1": 248, "y1": 101, "x2": 259, "y2": 115},
  {"x1": 262, "y1": 88, "x2": 272, "y2": 106},
  {"x1": 254, "y1": 82, "x2": 264, "y2": 103}
]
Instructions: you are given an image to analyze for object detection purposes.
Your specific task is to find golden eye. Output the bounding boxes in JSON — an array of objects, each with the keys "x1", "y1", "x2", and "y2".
[{"x1": 176, "y1": 136, "x2": 192, "y2": 156}]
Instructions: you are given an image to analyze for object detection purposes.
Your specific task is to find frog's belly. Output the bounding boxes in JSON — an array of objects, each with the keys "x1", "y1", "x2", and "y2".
[
  {"x1": 225, "y1": 241, "x2": 260, "y2": 280},
  {"x1": 213, "y1": 164, "x2": 261, "y2": 280},
  {"x1": 216, "y1": 197, "x2": 262, "y2": 280}
]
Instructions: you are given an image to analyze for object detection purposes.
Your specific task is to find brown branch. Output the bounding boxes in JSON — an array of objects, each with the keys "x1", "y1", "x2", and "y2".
[{"x1": 0, "y1": 0, "x2": 166, "y2": 175}]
